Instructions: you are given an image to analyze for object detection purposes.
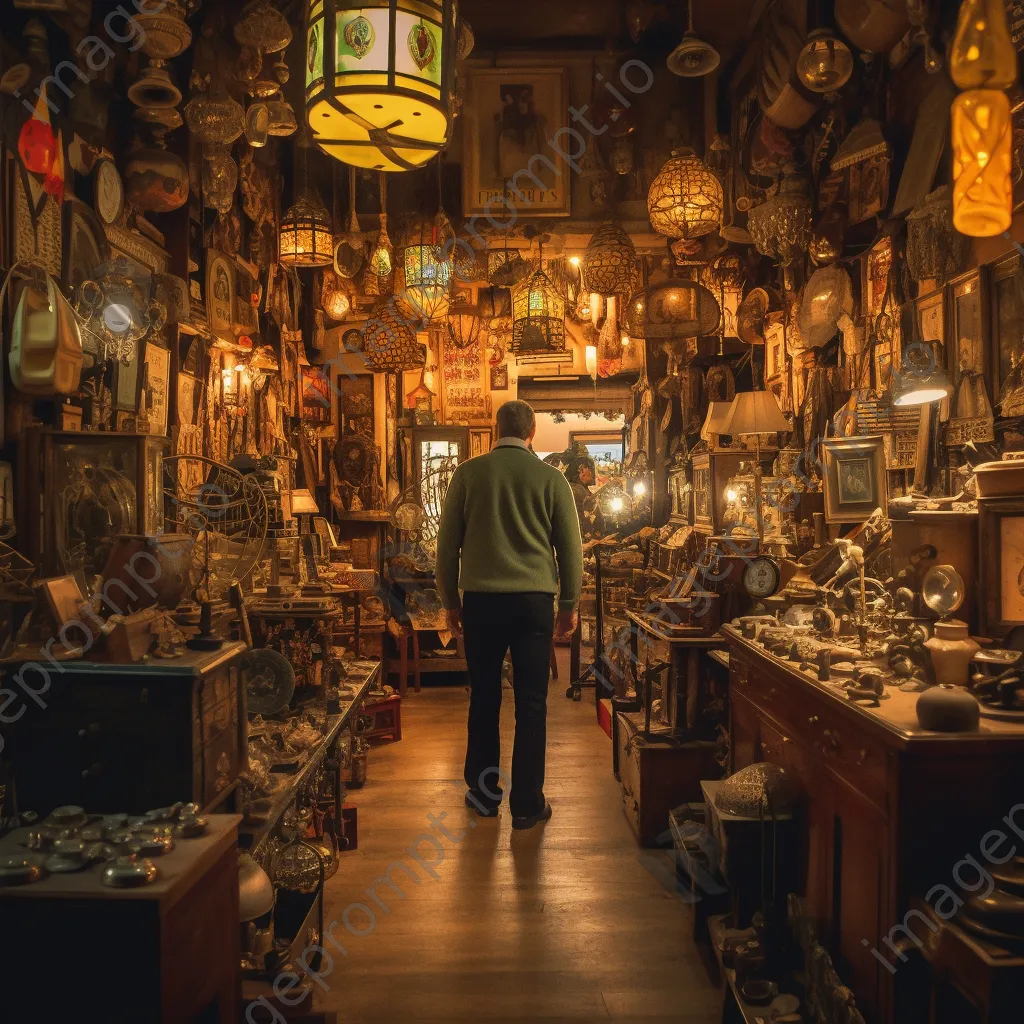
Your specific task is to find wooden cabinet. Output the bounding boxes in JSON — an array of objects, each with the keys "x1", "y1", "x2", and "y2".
[
  {"x1": 8, "y1": 644, "x2": 248, "y2": 816},
  {"x1": 725, "y1": 627, "x2": 1024, "y2": 1024}
]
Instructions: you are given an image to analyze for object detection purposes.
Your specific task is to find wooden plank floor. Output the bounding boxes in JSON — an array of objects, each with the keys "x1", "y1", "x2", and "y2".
[{"x1": 316, "y1": 655, "x2": 723, "y2": 1022}]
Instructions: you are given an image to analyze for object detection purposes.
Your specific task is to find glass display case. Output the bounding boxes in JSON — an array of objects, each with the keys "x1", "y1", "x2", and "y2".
[{"x1": 19, "y1": 429, "x2": 168, "y2": 581}]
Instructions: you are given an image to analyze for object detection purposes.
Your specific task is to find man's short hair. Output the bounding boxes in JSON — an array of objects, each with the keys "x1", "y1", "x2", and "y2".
[{"x1": 496, "y1": 400, "x2": 536, "y2": 440}]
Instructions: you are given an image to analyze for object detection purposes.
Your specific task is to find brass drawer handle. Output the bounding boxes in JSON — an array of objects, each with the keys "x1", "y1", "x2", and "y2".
[{"x1": 808, "y1": 715, "x2": 819, "y2": 725}]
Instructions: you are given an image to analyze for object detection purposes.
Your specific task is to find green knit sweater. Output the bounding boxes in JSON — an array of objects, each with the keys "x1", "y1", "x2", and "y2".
[{"x1": 436, "y1": 443, "x2": 583, "y2": 612}]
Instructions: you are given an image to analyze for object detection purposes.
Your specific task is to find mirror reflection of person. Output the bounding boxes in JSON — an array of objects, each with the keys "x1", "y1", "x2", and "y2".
[{"x1": 437, "y1": 401, "x2": 582, "y2": 831}]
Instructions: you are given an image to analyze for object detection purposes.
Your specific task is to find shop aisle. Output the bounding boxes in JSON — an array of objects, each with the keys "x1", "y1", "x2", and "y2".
[{"x1": 317, "y1": 654, "x2": 722, "y2": 1023}]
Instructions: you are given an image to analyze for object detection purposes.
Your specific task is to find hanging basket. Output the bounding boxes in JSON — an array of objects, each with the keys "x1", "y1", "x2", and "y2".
[{"x1": 362, "y1": 299, "x2": 425, "y2": 372}]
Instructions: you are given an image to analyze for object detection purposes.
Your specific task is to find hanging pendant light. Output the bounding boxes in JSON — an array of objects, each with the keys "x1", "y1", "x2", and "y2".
[
  {"x1": 647, "y1": 148, "x2": 724, "y2": 240},
  {"x1": 399, "y1": 216, "x2": 452, "y2": 322},
  {"x1": 746, "y1": 165, "x2": 813, "y2": 270},
  {"x1": 948, "y1": 0, "x2": 1018, "y2": 237},
  {"x1": 369, "y1": 172, "x2": 394, "y2": 277},
  {"x1": 667, "y1": 0, "x2": 720, "y2": 77},
  {"x1": 582, "y1": 222, "x2": 638, "y2": 298},
  {"x1": 305, "y1": 0, "x2": 457, "y2": 171},
  {"x1": 511, "y1": 243, "x2": 566, "y2": 355},
  {"x1": 279, "y1": 138, "x2": 334, "y2": 267},
  {"x1": 797, "y1": 27, "x2": 854, "y2": 93}
]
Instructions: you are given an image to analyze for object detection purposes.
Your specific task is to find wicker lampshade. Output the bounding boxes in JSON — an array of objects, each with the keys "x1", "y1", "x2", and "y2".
[
  {"x1": 582, "y1": 222, "x2": 638, "y2": 296},
  {"x1": 511, "y1": 269, "x2": 566, "y2": 354},
  {"x1": 398, "y1": 217, "x2": 452, "y2": 322},
  {"x1": 279, "y1": 189, "x2": 334, "y2": 267},
  {"x1": 363, "y1": 298, "x2": 425, "y2": 371},
  {"x1": 647, "y1": 149, "x2": 724, "y2": 240},
  {"x1": 627, "y1": 279, "x2": 720, "y2": 339}
]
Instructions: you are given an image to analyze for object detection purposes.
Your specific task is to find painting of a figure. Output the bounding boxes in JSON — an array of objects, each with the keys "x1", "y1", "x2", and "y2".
[{"x1": 462, "y1": 67, "x2": 570, "y2": 218}]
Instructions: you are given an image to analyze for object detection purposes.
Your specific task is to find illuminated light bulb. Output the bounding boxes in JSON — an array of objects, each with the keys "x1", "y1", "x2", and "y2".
[
  {"x1": 585, "y1": 343, "x2": 598, "y2": 381},
  {"x1": 569, "y1": 255, "x2": 580, "y2": 267},
  {"x1": 726, "y1": 487, "x2": 738, "y2": 502},
  {"x1": 952, "y1": 89, "x2": 1013, "y2": 236},
  {"x1": 632, "y1": 481, "x2": 646, "y2": 497},
  {"x1": 621, "y1": 333, "x2": 631, "y2": 348},
  {"x1": 610, "y1": 496, "x2": 624, "y2": 513}
]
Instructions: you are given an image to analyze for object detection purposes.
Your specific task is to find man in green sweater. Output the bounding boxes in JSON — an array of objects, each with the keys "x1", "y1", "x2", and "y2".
[{"x1": 437, "y1": 400, "x2": 583, "y2": 829}]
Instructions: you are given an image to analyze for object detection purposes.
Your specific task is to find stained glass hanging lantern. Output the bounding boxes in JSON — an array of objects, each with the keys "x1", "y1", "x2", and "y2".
[
  {"x1": 305, "y1": 0, "x2": 457, "y2": 171},
  {"x1": 398, "y1": 216, "x2": 453, "y2": 322},
  {"x1": 647, "y1": 149, "x2": 724, "y2": 240},
  {"x1": 511, "y1": 259, "x2": 566, "y2": 355},
  {"x1": 582, "y1": 222, "x2": 638, "y2": 297},
  {"x1": 321, "y1": 269, "x2": 351, "y2": 321}
]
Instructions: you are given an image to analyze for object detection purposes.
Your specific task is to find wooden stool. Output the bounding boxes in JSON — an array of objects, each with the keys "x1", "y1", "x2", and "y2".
[{"x1": 363, "y1": 693, "x2": 402, "y2": 742}]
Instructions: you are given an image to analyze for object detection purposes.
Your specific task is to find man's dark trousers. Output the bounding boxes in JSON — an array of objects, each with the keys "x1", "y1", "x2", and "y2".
[{"x1": 462, "y1": 591, "x2": 553, "y2": 817}]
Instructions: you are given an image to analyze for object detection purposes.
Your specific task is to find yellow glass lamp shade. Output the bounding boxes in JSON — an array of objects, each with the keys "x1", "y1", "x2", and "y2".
[
  {"x1": 949, "y1": 0, "x2": 1018, "y2": 90},
  {"x1": 797, "y1": 28, "x2": 854, "y2": 93},
  {"x1": 511, "y1": 270, "x2": 566, "y2": 354},
  {"x1": 952, "y1": 89, "x2": 1013, "y2": 237},
  {"x1": 305, "y1": 0, "x2": 456, "y2": 171},
  {"x1": 647, "y1": 149, "x2": 723, "y2": 240},
  {"x1": 279, "y1": 189, "x2": 334, "y2": 267}
]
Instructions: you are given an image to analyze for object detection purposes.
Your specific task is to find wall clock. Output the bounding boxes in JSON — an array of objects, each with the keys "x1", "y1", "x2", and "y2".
[
  {"x1": 94, "y1": 159, "x2": 123, "y2": 225},
  {"x1": 742, "y1": 555, "x2": 781, "y2": 599}
]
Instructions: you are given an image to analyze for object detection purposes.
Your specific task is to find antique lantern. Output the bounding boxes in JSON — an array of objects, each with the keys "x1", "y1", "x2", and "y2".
[
  {"x1": 305, "y1": 0, "x2": 457, "y2": 171},
  {"x1": 511, "y1": 267, "x2": 566, "y2": 355},
  {"x1": 279, "y1": 189, "x2": 334, "y2": 267},
  {"x1": 398, "y1": 216, "x2": 453, "y2": 322},
  {"x1": 647, "y1": 149, "x2": 723, "y2": 240},
  {"x1": 796, "y1": 28, "x2": 853, "y2": 93}
]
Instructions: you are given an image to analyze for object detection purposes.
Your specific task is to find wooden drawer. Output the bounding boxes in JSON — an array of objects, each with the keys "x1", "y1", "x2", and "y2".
[{"x1": 740, "y1": 664, "x2": 889, "y2": 814}]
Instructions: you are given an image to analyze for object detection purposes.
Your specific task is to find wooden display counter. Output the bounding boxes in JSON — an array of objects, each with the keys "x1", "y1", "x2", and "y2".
[{"x1": 723, "y1": 625, "x2": 1024, "y2": 1024}]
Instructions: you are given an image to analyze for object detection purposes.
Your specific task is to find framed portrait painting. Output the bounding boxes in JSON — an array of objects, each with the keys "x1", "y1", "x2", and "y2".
[
  {"x1": 989, "y1": 254, "x2": 1024, "y2": 404},
  {"x1": 821, "y1": 435, "x2": 887, "y2": 524},
  {"x1": 461, "y1": 67, "x2": 571, "y2": 218}
]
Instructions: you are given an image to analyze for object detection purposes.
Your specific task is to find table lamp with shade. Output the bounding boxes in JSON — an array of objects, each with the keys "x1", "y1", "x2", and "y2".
[
  {"x1": 719, "y1": 390, "x2": 792, "y2": 547},
  {"x1": 891, "y1": 340, "x2": 954, "y2": 495},
  {"x1": 289, "y1": 488, "x2": 319, "y2": 535}
]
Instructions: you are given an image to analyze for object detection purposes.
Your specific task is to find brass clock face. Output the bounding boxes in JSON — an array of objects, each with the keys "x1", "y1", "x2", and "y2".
[{"x1": 742, "y1": 556, "x2": 780, "y2": 599}]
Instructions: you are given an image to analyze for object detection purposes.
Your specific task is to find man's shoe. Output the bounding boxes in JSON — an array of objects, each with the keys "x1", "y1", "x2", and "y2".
[
  {"x1": 512, "y1": 802, "x2": 552, "y2": 830},
  {"x1": 465, "y1": 792, "x2": 499, "y2": 817}
]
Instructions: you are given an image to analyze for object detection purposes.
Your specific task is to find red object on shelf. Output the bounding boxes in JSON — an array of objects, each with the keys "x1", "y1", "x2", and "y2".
[{"x1": 18, "y1": 93, "x2": 56, "y2": 176}]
